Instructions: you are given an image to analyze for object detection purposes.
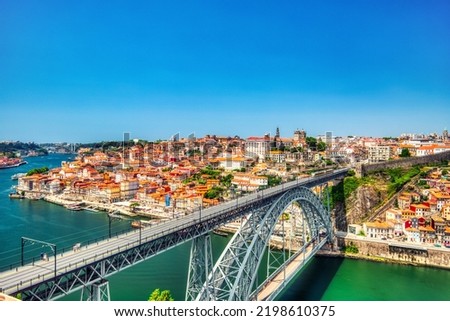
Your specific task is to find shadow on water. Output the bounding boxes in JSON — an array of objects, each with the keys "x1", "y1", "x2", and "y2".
[{"x1": 276, "y1": 256, "x2": 344, "y2": 301}]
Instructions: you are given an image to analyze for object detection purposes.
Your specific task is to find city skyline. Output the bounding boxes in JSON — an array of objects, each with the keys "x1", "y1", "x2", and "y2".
[{"x1": 1, "y1": 1, "x2": 449, "y2": 143}]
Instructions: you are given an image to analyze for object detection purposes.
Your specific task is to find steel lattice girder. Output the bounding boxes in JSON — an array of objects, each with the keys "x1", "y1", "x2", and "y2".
[
  {"x1": 14, "y1": 200, "x2": 260, "y2": 301},
  {"x1": 196, "y1": 186, "x2": 331, "y2": 301},
  {"x1": 12, "y1": 172, "x2": 345, "y2": 301},
  {"x1": 186, "y1": 234, "x2": 214, "y2": 301}
]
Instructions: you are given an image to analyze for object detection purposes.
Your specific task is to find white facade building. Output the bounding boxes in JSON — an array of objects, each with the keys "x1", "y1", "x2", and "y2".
[
  {"x1": 245, "y1": 136, "x2": 271, "y2": 162},
  {"x1": 368, "y1": 145, "x2": 392, "y2": 163}
]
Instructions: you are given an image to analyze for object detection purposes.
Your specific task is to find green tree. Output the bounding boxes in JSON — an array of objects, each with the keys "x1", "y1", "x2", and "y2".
[
  {"x1": 305, "y1": 137, "x2": 317, "y2": 150},
  {"x1": 266, "y1": 175, "x2": 282, "y2": 187},
  {"x1": 204, "y1": 186, "x2": 224, "y2": 199},
  {"x1": 130, "y1": 202, "x2": 139, "y2": 212},
  {"x1": 26, "y1": 166, "x2": 49, "y2": 176},
  {"x1": 148, "y1": 288, "x2": 174, "y2": 301},
  {"x1": 400, "y1": 148, "x2": 411, "y2": 157},
  {"x1": 317, "y1": 141, "x2": 327, "y2": 152},
  {"x1": 220, "y1": 173, "x2": 234, "y2": 188}
]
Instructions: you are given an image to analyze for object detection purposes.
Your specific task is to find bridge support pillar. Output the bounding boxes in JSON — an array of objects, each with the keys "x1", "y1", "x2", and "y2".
[
  {"x1": 81, "y1": 279, "x2": 110, "y2": 301},
  {"x1": 185, "y1": 234, "x2": 213, "y2": 301}
]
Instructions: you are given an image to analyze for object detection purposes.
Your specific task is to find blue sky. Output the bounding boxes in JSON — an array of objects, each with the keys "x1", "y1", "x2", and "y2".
[{"x1": 1, "y1": 0, "x2": 449, "y2": 143}]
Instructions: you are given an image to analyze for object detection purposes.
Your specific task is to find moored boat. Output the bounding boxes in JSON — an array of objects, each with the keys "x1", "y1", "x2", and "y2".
[
  {"x1": 212, "y1": 229, "x2": 228, "y2": 237},
  {"x1": 0, "y1": 158, "x2": 28, "y2": 169},
  {"x1": 9, "y1": 192, "x2": 24, "y2": 199},
  {"x1": 64, "y1": 203, "x2": 83, "y2": 211},
  {"x1": 11, "y1": 173, "x2": 26, "y2": 180},
  {"x1": 131, "y1": 220, "x2": 152, "y2": 228},
  {"x1": 131, "y1": 220, "x2": 142, "y2": 228}
]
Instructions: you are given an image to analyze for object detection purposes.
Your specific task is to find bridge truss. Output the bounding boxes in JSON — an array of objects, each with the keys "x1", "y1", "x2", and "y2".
[
  {"x1": 193, "y1": 186, "x2": 332, "y2": 301},
  {"x1": 3, "y1": 170, "x2": 345, "y2": 301}
]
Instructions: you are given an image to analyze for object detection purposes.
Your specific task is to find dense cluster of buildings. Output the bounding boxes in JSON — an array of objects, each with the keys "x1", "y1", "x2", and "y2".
[
  {"x1": 13, "y1": 128, "x2": 450, "y2": 231},
  {"x1": 350, "y1": 168, "x2": 450, "y2": 247}
]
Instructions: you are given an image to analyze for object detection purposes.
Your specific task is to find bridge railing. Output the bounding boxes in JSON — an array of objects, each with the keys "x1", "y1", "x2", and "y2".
[
  {"x1": 1, "y1": 169, "x2": 348, "y2": 295},
  {"x1": 254, "y1": 237, "x2": 329, "y2": 301},
  {"x1": 0, "y1": 227, "x2": 133, "y2": 273}
]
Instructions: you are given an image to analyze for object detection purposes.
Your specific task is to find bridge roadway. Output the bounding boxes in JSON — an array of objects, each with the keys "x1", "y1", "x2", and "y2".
[
  {"x1": 256, "y1": 237, "x2": 328, "y2": 301},
  {"x1": 0, "y1": 169, "x2": 347, "y2": 300}
]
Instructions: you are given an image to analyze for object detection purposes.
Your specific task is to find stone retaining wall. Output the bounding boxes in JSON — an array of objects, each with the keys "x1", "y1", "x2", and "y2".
[
  {"x1": 359, "y1": 150, "x2": 450, "y2": 177},
  {"x1": 336, "y1": 236, "x2": 450, "y2": 269}
]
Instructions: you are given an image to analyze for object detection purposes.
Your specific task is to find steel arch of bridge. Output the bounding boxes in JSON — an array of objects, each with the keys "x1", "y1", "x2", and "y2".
[{"x1": 195, "y1": 186, "x2": 331, "y2": 301}]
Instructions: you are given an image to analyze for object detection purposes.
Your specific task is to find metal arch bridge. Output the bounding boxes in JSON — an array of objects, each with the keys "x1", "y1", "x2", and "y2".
[{"x1": 0, "y1": 169, "x2": 347, "y2": 301}]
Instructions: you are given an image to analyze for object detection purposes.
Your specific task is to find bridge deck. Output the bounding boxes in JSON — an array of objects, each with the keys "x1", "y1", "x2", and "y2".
[
  {"x1": 256, "y1": 238, "x2": 327, "y2": 301},
  {"x1": 0, "y1": 169, "x2": 347, "y2": 299}
]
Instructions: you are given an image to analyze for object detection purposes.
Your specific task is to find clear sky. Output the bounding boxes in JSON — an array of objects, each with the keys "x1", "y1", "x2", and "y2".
[{"x1": 1, "y1": 0, "x2": 449, "y2": 143}]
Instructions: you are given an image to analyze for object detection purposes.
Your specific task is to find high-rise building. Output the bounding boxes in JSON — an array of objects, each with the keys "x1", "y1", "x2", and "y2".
[
  {"x1": 326, "y1": 131, "x2": 332, "y2": 147},
  {"x1": 122, "y1": 132, "x2": 130, "y2": 168}
]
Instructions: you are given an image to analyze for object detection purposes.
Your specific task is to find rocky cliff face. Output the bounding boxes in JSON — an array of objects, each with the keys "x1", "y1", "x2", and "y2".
[
  {"x1": 345, "y1": 185, "x2": 383, "y2": 224},
  {"x1": 333, "y1": 175, "x2": 389, "y2": 230}
]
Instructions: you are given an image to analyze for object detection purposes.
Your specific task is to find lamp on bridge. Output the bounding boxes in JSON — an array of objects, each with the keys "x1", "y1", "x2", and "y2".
[
  {"x1": 21, "y1": 237, "x2": 57, "y2": 278},
  {"x1": 199, "y1": 195, "x2": 203, "y2": 222},
  {"x1": 108, "y1": 212, "x2": 142, "y2": 245}
]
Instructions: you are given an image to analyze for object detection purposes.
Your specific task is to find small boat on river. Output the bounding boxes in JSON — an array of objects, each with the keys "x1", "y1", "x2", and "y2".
[
  {"x1": 212, "y1": 229, "x2": 228, "y2": 237},
  {"x1": 65, "y1": 203, "x2": 83, "y2": 211},
  {"x1": 131, "y1": 220, "x2": 152, "y2": 228},
  {"x1": 11, "y1": 173, "x2": 26, "y2": 180}
]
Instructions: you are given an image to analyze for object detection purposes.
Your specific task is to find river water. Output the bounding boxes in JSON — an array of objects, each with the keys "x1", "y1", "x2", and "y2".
[{"x1": 1, "y1": 154, "x2": 449, "y2": 301}]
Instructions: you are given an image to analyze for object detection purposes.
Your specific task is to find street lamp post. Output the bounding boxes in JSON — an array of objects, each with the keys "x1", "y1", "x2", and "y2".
[
  {"x1": 21, "y1": 237, "x2": 57, "y2": 278},
  {"x1": 199, "y1": 195, "x2": 203, "y2": 222},
  {"x1": 109, "y1": 212, "x2": 142, "y2": 244},
  {"x1": 139, "y1": 223, "x2": 142, "y2": 245}
]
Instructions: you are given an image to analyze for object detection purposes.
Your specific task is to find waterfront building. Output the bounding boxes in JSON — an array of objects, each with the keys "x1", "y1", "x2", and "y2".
[
  {"x1": 430, "y1": 215, "x2": 446, "y2": 243},
  {"x1": 363, "y1": 221, "x2": 394, "y2": 239},
  {"x1": 419, "y1": 225, "x2": 436, "y2": 244},
  {"x1": 120, "y1": 179, "x2": 139, "y2": 200},
  {"x1": 404, "y1": 227, "x2": 421, "y2": 243},
  {"x1": 49, "y1": 179, "x2": 63, "y2": 194},
  {"x1": 443, "y1": 227, "x2": 450, "y2": 247}
]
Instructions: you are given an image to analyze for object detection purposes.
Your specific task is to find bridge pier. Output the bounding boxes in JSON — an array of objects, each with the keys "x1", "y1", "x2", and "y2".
[
  {"x1": 81, "y1": 279, "x2": 110, "y2": 301},
  {"x1": 185, "y1": 234, "x2": 214, "y2": 301}
]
